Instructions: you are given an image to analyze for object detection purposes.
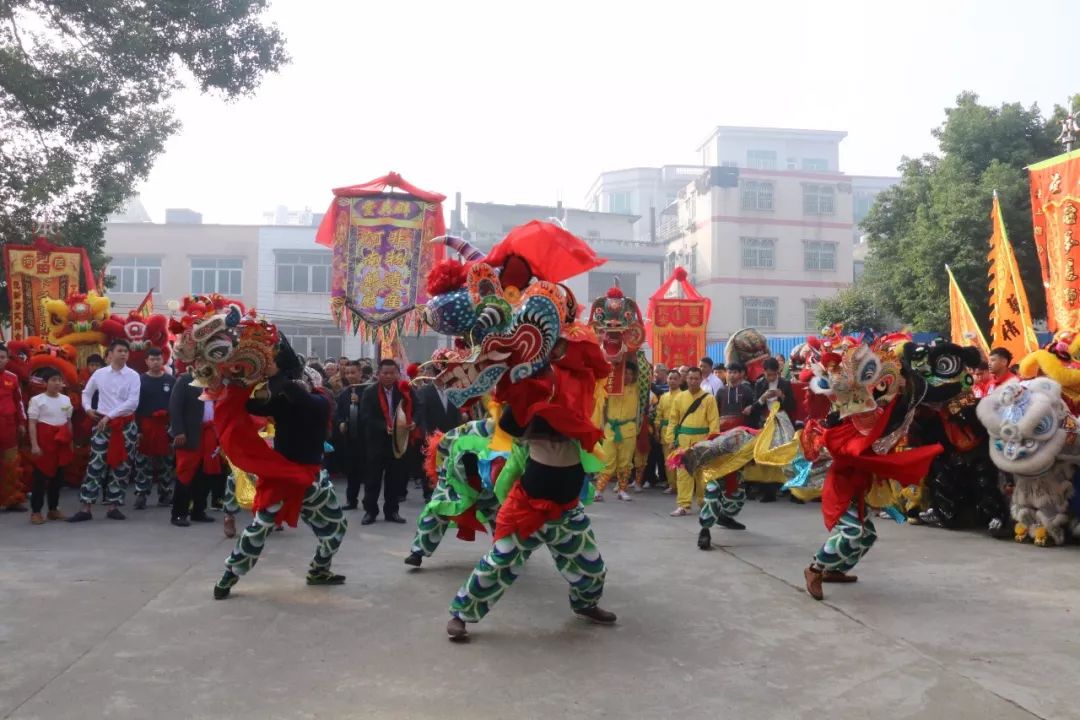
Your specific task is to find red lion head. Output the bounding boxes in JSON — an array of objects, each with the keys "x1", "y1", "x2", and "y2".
[{"x1": 101, "y1": 311, "x2": 171, "y2": 373}]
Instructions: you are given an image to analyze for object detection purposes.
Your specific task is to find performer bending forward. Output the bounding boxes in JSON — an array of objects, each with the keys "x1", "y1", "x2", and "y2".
[{"x1": 446, "y1": 413, "x2": 614, "y2": 641}]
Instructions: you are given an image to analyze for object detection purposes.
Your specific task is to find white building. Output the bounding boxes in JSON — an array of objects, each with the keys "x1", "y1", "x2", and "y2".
[
  {"x1": 583, "y1": 166, "x2": 705, "y2": 242},
  {"x1": 465, "y1": 202, "x2": 665, "y2": 310},
  {"x1": 660, "y1": 126, "x2": 857, "y2": 337},
  {"x1": 850, "y1": 175, "x2": 900, "y2": 243},
  {"x1": 261, "y1": 205, "x2": 323, "y2": 227}
]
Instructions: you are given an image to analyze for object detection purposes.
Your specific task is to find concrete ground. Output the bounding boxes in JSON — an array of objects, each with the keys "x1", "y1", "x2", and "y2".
[{"x1": 0, "y1": 484, "x2": 1077, "y2": 720}]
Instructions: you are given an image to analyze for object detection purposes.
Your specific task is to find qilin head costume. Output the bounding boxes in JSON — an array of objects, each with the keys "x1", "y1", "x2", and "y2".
[
  {"x1": 976, "y1": 378, "x2": 1080, "y2": 546},
  {"x1": 801, "y1": 330, "x2": 943, "y2": 601},
  {"x1": 42, "y1": 290, "x2": 111, "y2": 366},
  {"x1": 1019, "y1": 331, "x2": 1080, "y2": 413},
  {"x1": 102, "y1": 310, "x2": 171, "y2": 374}
]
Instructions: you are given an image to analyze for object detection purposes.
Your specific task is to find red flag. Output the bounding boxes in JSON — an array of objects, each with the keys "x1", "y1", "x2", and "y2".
[{"x1": 135, "y1": 288, "x2": 154, "y2": 318}]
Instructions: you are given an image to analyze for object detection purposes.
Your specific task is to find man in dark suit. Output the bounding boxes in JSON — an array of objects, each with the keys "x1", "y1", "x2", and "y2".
[
  {"x1": 750, "y1": 356, "x2": 796, "y2": 503},
  {"x1": 415, "y1": 378, "x2": 463, "y2": 501},
  {"x1": 359, "y1": 359, "x2": 412, "y2": 525},
  {"x1": 168, "y1": 370, "x2": 220, "y2": 527},
  {"x1": 335, "y1": 361, "x2": 367, "y2": 510}
]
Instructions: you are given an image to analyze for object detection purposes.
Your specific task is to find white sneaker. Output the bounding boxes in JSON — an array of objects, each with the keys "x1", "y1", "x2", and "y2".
[
  {"x1": 618, "y1": 490, "x2": 633, "y2": 502},
  {"x1": 669, "y1": 507, "x2": 689, "y2": 517},
  {"x1": 662, "y1": 486, "x2": 675, "y2": 495},
  {"x1": 593, "y1": 492, "x2": 605, "y2": 502},
  {"x1": 631, "y1": 485, "x2": 644, "y2": 494}
]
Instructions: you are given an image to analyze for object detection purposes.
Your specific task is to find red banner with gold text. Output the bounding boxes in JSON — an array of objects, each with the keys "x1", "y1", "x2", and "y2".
[
  {"x1": 651, "y1": 299, "x2": 708, "y2": 369},
  {"x1": 3, "y1": 238, "x2": 95, "y2": 340},
  {"x1": 1029, "y1": 149, "x2": 1080, "y2": 332}
]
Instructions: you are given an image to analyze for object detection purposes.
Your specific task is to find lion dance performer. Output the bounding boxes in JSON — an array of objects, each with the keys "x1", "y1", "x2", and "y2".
[
  {"x1": 423, "y1": 221, "x2": 616, "y2": 640},
  {"x1": 0, "y1": 343, "x2": 28, "y2": 510},
  {"x1": 801, "y1": 332, "x2": 942, "y2": 601},
  {"x1": 166, "y1": 294, "x2": 347, "y2": 599}
]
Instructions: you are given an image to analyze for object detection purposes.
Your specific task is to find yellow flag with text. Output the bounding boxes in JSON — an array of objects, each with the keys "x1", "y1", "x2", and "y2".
[
  {"x1": 987, "y1": 193, "x2": 1038, "y2": 359},
  {"x1": 947, "y1": 265, "x2": 989, "y2": 355}
]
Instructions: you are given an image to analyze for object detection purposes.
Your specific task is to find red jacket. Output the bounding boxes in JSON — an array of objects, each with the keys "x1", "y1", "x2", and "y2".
[{"x1": 0, "y1": 370, "x2": 26, "y2": 424}]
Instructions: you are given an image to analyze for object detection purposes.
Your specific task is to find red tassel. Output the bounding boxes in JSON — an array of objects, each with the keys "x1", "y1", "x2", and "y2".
[
  {"x1": 426, "y1": 259, "x2": 469, "y2": 296},
  {"x1": 423, "y1": 431, "x2": 444, "y2": 487}
]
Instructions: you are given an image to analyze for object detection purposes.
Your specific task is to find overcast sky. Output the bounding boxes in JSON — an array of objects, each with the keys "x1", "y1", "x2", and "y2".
[{"x1": 134, "y1": 0, "x2": 1080, "y2": 224}]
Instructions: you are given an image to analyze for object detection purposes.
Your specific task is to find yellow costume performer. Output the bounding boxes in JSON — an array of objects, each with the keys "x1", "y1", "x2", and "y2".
[
  {"x1": 596, "y1": 385, "x2": 640, "y2": 495},
  {"x1": 664, "y1": 386, "x2": 718, "y2": 512}
]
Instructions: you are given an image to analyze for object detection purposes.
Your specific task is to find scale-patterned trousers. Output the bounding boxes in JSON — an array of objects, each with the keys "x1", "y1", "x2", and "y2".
[
  {"x1": 79, "y1": 421, "x2": 139, "y2": 505},
  {"x1": 410, "y1": 493, "x2": 500, "y2": 558},
  {"x1": 812, "y1": 503, "x2": 877, "y2": 572},
  {"x1": 698, "y1": 478, "x2": 747, "y2": 528},
  {"x1": 449, "y1": 504, "x2": 606, "y2": 623},
  {"x1": 216, "y1": 475, "x2": 347, "y2": 590},
  {"x1": 133, "y1": 451, "x2": 175, "y2": 500}
]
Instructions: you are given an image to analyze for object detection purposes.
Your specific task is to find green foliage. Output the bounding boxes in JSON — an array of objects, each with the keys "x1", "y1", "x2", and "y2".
[
  {"x1": 815, "y1": 284, "x2": 893, "y2": 334},
  {"x1": 0, "y1": 0, "x2": 288, "y2": 317},
  {"x1": 860, "y1": 91, "x2": 1074, "y2": 335}
]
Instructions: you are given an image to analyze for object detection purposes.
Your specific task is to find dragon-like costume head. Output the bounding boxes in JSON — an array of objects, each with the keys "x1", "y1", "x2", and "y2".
[
  {"x1": 42, "y1": 291, "x2": 111, "y2": 347},
  {"x1": 1019, "y1": 330, "x2": 1080, "y2": 409},
  {"x1": 808, "y1": 330, "x2": 905, "y2": 420},
  {"x1": 101, "y1": 310, "x2": 171, "y2": 373},
  {"x1": 976, "y1": 378, "x2": 1080, "y2": 477},
  {"x1": 901, "y1": 339, "x2": 981, "y2": 405},
  {"x1": 170, "y1": 294, "x2": 278, "y2": 390}
]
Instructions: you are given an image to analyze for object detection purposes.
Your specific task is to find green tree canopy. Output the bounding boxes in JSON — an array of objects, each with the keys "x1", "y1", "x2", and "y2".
[
  {"x1": 815, "y1": 284, "x2": 894, "y2": 334},
  {"x1": 0, "y1": 0, "x2": 288, "y2": 317},
  {"x1": 858, "y1": 91, "x2": 1073, "y2": 335}
]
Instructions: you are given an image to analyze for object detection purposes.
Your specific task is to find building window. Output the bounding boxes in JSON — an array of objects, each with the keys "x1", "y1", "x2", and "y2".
[
  {"x1": 275, "y1": 250, "x2": 332, "y2": 293},
  {"x1": 742, "y1": 297, "x2": 777, "y2": 329},
  {"x1": 741, "y1": 180, "x2": 774, "y2": 211},
  {"x1": 854, "y1": 192, "x2": 875, "y2": 223},
  {"x1": 746, "y1": 150, "x2": 777, "y2": 170},
  {"x1": 588, "y1": 271, "x2": 637, "y2": 303},
  {"x1": 610, "y1": 191, "x2": 633, "y2": 214},
  {"x1": 802, "y1": 158, "x2": 829, "y2": 172},
  {"x1": 804, "y1": 241, "x2": 837, "y2": 271},
  {"x1": 274, "y1": 324, "x2": 343, "y2": 362},
  {"x1": 804, "y1": 299, "x2": 822, "y2": 331},
  {"x1": 740, "y1": 237, "x2": 776, "y2": 269},
  {"x1": 720, "y1": 160, "x2": 737, "y2": 168},
  {"x1": 803, "y1": 183, "x2": 836, "y2": 215},
  {"x1": 107, "y1": 255, "x2": 160, "y2": 294},
  {"x1": 190, "y1": 257, "x2": 243, "y2": 295}
]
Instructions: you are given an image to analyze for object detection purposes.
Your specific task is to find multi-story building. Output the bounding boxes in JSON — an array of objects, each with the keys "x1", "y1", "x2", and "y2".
[
  {"x1": 583, "y1": 166, "x2": 705, "y2": 242},
  {"x1": 261, "y1": 205, "x2": 323, "y2": 227},
  {"x1": 850, "y1": 174, "x2": 900, "y2": 243},
  {"x1": 660, "y1": 126, "x2": 857, "y2": 338},
  {"x1": 465, "y1": 202, "x2": 664, "y2": 309}
]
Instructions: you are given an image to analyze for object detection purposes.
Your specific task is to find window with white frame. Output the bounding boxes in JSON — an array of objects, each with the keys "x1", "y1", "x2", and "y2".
[
  {"x1": 740, "y1": 237, "x2": 776, "y2": 269},
  {"x1": 274, "y1": 324, "x2": 343, "y2": 362},
  {"x1": 190, "y1": 257, "x2": 243, "y2": 295},
  {"x1": 804, "y1": 299, "x2": 822, "y2": 331},
  {"x1": 742, "y1": 297, "x2": 777, "y2": 329},
  {"x1": 740, "y1": 180, "x2": 774, "y2": 211},
  {"x1": 803, "y1": 183, "x2": 836, "y2": 215},
  {"x1": 746, "y1": 150, "x2": 777, "y2": 170},
  {"x1": 804, "y1": 241, "x2": 837, "y2": 271},
  {"x1": 107, "y1": 255, "x2": 160, "y2": 294},
  {"x1": 802, "y1": 158, "x2": 829, "y2": 172},
  {"x1": 610, "y1": 191, "x2": 633, "y2": 214},
  {"x1": 275, "y1": 250, "x2": 332, "y2": 293}
]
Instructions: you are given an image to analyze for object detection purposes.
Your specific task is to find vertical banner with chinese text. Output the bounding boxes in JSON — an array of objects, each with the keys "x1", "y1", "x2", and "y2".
[
  {"x1": 651, "y1": 299, "x2": 708, "y2": 369},
  {"x1": 987, "y1": 192, "x2": 1038, "y2": 359},
  {"x1": 3, "y1": 238, "x2": 94, "y2": 340},
  {"x1": 1029, "y1": 149, "x2": 1080, "y2": 332}
]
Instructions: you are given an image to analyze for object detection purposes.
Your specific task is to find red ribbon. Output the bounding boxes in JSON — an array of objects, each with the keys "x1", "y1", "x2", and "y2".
[
  {"x1": 105, "y1": 415, "x2": 135, "y2": 469},
  {"x1": 175, "y1": 423, "x2": 222, "y2": 486},
  {"x1": 494, "y1": 482, "x2": 579, "y2": 541},
  {"x1": 138, "y1": 411, "x2": 171, "y2": 457},
  {"x1": 31, "y1": 422, "x2": 73, "y2": 476}
]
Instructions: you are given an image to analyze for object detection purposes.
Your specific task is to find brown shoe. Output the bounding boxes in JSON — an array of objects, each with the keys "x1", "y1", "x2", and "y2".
[
  {"x1": 804, "y1": 566, "x2": 824, "y2": 601},
  {"x1": 446, "y1": 617, "x2": 469, "y2": 642},
  {"x1": 30, "y1": 512, "x2": 45, "y2": 525},
  {"x1": 822, "y1": 570, "x2": 858, "y2": 583},
  {"x1": 47, "y1": 509, "x2": 66, "y2": 521},
  {"x1": 223, "y1": 514, "x2": 237, "y2": 538}
]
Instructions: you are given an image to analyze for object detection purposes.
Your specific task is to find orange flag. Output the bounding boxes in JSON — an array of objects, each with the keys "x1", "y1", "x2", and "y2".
[
  {"x1": 946, "y1": 265, "x2": 989, "y2": 355},
  {"x1": 135, "y1": 288, "x2": 155, "y2": 318},
  {"x1": 987, "y1": 192, "x2": 1038, "y2": 359}
]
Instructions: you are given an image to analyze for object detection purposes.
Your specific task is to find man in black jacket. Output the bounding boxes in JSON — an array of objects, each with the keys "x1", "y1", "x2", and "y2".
[
  {"x1": 168, "y1": 370, "x2": 218, "y2": 527},
  {"x1": 359, "y1": 359, "x2": 412, "y2": 525},
  {"x1": 335, "y1": 361, "x2": 367, "y2": 510},
  {"x1": 415, "y1": 378, "x2": 462, "y2": 501}
]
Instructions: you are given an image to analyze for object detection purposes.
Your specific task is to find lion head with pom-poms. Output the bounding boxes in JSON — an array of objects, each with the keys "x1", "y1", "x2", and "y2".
[{"x1": 170, "y1": 294, "x2": 279, "y2": 391}]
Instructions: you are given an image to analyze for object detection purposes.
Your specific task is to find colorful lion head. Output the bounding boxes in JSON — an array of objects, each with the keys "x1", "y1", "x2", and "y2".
[
  {"x1": 170, "y1": 294, "x2": 279, "y2": 390},
  {"x1": 101, "y1": 310, "x2": 171, "y2": 373},
  {"x1": 43, "y1": 291, "x2": 111, "y2": 348},
  {"x1": 1018, "y1": 330, "x2": 1080, "y2": 409},
  {"x1": 901, "y1": 339, "x2": 981, "y2": 405},
  {"x1": 976, "y1": 378, "x2": 1079, "y2": 477},
  {"x1": 808, "y1": 331, "x2": 906, "y2": 420}
]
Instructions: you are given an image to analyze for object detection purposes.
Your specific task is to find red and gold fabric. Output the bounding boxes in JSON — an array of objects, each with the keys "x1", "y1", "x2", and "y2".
[
  {"x1": 646, "y1": 267, "x2": 710, "y2": 370},
  {"x1": 105, "y1": 415, "x2": 136, "y2": 469},
  {"x1": 3, "y1": 237, "x2": 95, "y2": 340},
  {"x1": 175, "y1": 422, "x2": 222, "y2": 486},
  {"x1": 31, "y1": 423, "x2": 73, "y2": 477},
  {"x1": 138, "y1": 411, "x2": 172, "y2": 457},
  {"x1": 1029, "y1": 149, "x2": 1080, "y2": 332},
  {"x1": 494, "y1": 482, "x2": 580, "y2": 542}
]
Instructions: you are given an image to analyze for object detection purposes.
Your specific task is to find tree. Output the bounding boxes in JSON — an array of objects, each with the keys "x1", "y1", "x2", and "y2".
[
  {"x1": 0, "y1": 1, "x2": 288, "y2": 318},
  {"x1": 859, "y1": 91, "x2": 1072, "y2": 335},
  {"x1": 815, "y1": 284, "x2": 894, "y2": 334}
]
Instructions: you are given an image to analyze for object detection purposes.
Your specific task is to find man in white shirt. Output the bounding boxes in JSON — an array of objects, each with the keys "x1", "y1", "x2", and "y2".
[
  {"x1": 68, "y1": 339, "x2": 142, "y2": 522},
  {"x1": 700, "y1": 357, "x2": 725, "y2": 395}
]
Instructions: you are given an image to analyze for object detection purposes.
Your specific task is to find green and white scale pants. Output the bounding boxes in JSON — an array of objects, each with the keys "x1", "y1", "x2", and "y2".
[
  {"x1": 449, "y1": 503, "x2": 606, "y2": 623},
  {"x1": 812, "y1": 503, "x2": 877, "y2": 572},
  {"x1": 216, "y1": 473, "x2": 347, "y2": 590},
  {"x1": 698, "y1": 477, "x2": 747, "y2": 528},
  {"x1": 79, "y1": 420, "x2": 140, "y2": 506},
  {"x1": 410, "y1": 492, "x2": 501, "y2": 558}
]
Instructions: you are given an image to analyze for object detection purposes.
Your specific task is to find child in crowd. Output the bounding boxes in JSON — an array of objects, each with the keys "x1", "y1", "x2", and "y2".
[{"x1": 28, "y1": 368, "x2": 74, "y2": 524}]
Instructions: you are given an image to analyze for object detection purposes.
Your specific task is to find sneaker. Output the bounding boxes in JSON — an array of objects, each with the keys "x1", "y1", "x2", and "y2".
[
  {"x1": 404, "y1": 551, "x2": 423, "y2": 567},
  {"x1": 919, "y1": 508, "x2": 943, "y2": 525},
  {"x1": 171, "y1": 517, "x2": 191, "y2": 527},
  {"x1": 133, "y1": 494, "x2": 147, "y2": 510},
  {"x1": 617, "y1": 490, "x2": 633, "y2": 502},
  {"x1": 631, "y1": 485, "x2": 644, "y2": 494},
  {"x1": 157, "y1": 497, "x2": 172, "y2": 507},
  {"x1": 669, "y1": 507, "x2": 689, "y2": 517},
  {"x1": 46, "y1": 509, "x2": 66, "y2": 521},
  {"x1": 30, "y1": 512, "x2": 45, "y2": 525},
  {"x1": 306, "y1": 569, "x2": 346, "y2": 585},
  {"x1": 593, "y1": 492, "x2": 605, "y2": 502},
  {"x1": 717, "y1": 515, "x2": 746, "y2": 531},
  {"x1": 447, "y1": 616, "x2": 469, "y2": 641},
  {"x1": 213, "y1": 585, "x2": 231, "y2": 600},
  {"x1": 662, "y1": 486, "x2": 675, "y2": 495},
  {"x1": 697, "y1": 527, "x2": 711, "y2": 550},
  {"x1": 66, "y1": 510, "x2": 92, "y2": 523},
  {"x1": 190, "y1": 513, "x2": 216, "y2": 523},
  {"x1": 574, "y1": 606, "x2": 617, "y2": 624},
  {"x1": 105, "y1": 508, "x2": 126, "y2": 521},
  {"x1": 274, "y1": 524, "x2": 284, "y2": 532},
  {"x1": 223, "y1": 514, "x2": 236, "y2": 538}
]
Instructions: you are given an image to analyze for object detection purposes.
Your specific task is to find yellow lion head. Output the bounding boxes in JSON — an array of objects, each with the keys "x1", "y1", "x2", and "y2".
[
  {"x1": 1018, "y1": 331, "x2": 1080, "y2": 405},
  {"x1": 43, "y1": 291, "x2": 111, "y2": 347}
]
